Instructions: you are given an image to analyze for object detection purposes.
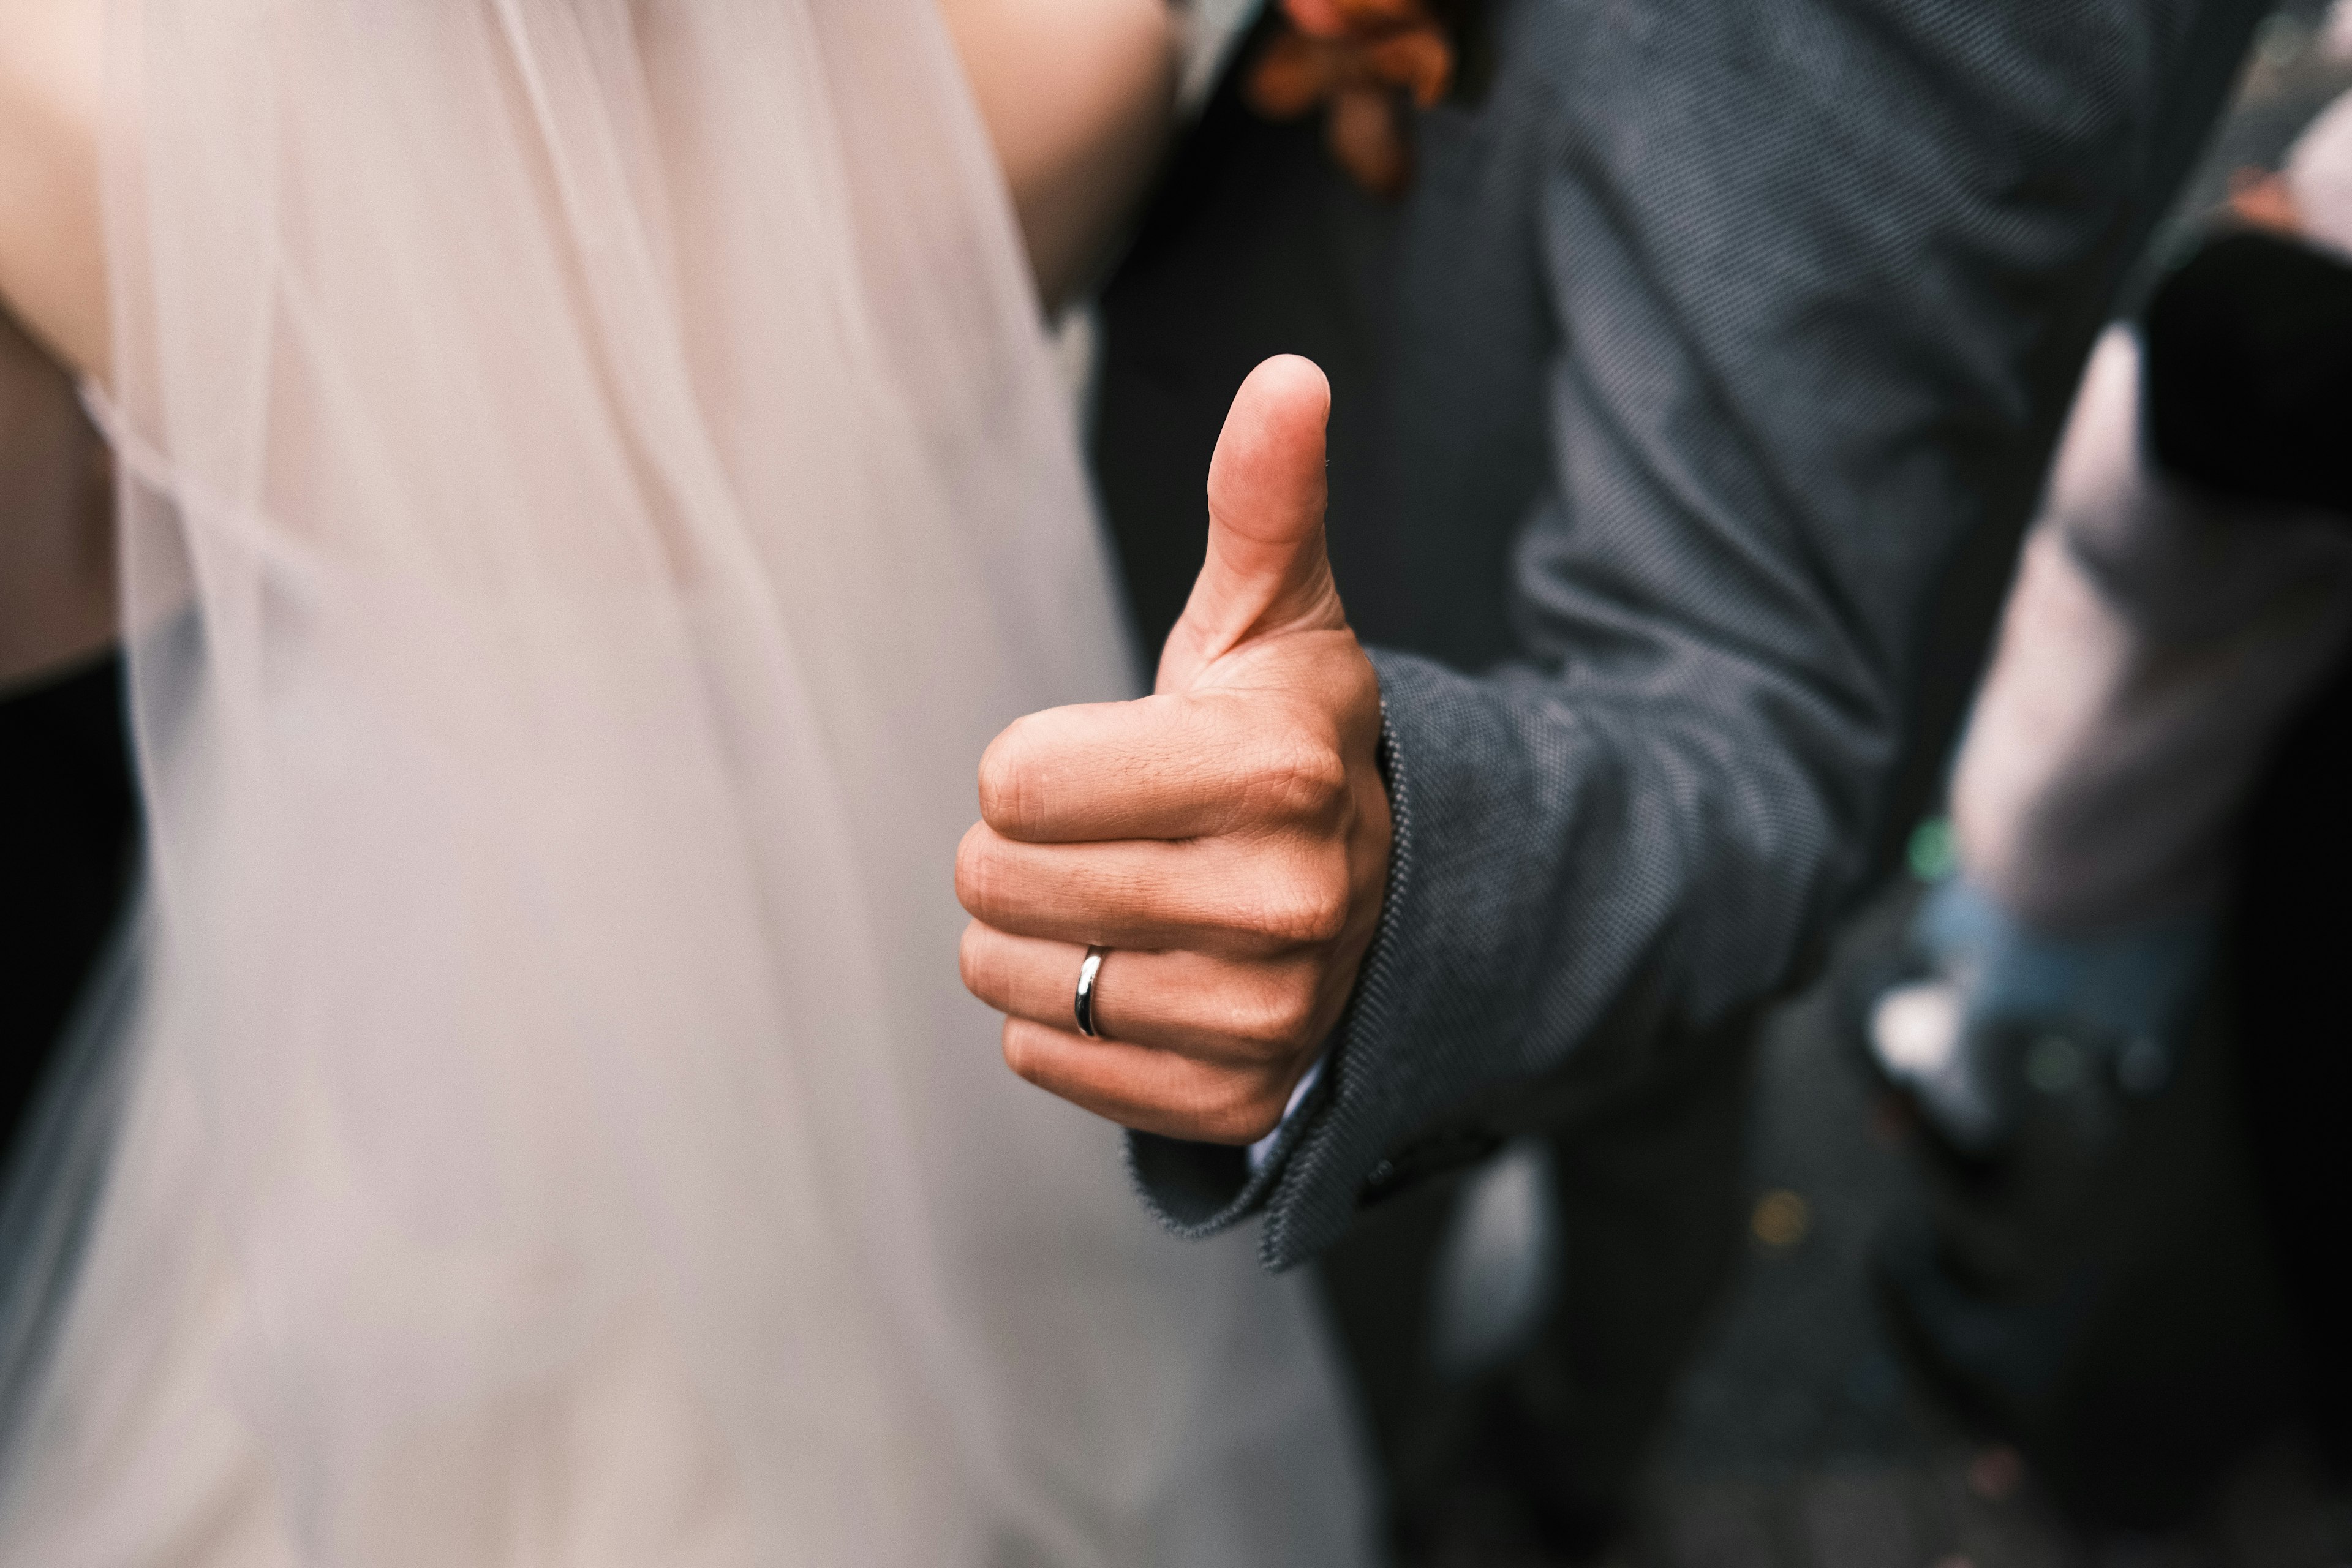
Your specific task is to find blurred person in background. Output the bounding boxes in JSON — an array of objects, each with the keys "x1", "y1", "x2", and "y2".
[
  {"x1": 0, "y1": 1, "x2": 1379, "y2": 1562},
  {"x1": 1861, "y1": 88, "x2": 2352, "y2": 1525},
  {"x1": 949, "y1": 0, "x2": 2295, "y2": 1560}
]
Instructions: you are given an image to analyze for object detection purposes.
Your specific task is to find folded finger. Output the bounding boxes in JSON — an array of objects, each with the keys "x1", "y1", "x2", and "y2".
[
  {"x1": 955, "y1": 823, "x2": 1349, "y2": 957},
  {"x1": 958, "y1": 922, "x2": 1329, "y2": 1066},
  {"x1": 977, "y1": 693, "x2": 1346, "y2": 844},
  {"x1": 997, "y1": 1017, "x2": 1297, "y2": 1145}
]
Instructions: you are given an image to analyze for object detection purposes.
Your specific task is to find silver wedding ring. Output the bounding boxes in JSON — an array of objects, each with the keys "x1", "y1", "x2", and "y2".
[{"x1": 1074, "y1": 945, "x2": 1109, "y2": 1039}]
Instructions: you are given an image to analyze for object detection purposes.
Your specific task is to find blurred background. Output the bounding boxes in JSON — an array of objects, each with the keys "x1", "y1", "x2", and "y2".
[{"x1": 1401, "y1": 7, "x2": 2352, "y2": 1560}]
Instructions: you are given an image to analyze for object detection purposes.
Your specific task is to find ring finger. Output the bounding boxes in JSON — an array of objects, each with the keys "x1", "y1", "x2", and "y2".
[{"x1": 959, "y1": 921, "x2": 1326, "y2": 1067}]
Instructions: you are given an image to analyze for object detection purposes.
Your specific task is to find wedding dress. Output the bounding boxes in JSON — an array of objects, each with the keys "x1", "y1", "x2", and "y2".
[{"x1": 0, "y1": 2, "x2": 1372, "y2": 1562}]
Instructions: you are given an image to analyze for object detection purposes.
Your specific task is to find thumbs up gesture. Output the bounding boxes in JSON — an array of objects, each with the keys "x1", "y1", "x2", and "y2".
[{"x1": 957, "y1": 356, "x2": 1392, "y2": 1142}]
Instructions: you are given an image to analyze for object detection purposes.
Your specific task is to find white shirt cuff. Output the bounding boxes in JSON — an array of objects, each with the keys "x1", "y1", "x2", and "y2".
[{"x1": 1245, "y1": 1058, "x2": 1323, "y2": 1174}]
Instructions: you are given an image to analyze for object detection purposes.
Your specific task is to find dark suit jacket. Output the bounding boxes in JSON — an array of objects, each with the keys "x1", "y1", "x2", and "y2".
[{"x1": 1093, "y1": 0, "x2": 2264, "y2": 1270}]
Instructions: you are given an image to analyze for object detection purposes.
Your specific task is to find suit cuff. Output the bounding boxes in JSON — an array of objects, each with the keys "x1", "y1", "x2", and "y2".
[{"x1": 1124, "y1": 694, "x2": 1417, "y2": 1264}]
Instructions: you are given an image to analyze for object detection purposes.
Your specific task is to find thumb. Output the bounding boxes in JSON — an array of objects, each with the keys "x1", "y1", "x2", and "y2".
[{"x1": 1162, "y1": 355, "x2": 1347, "y2": 690}]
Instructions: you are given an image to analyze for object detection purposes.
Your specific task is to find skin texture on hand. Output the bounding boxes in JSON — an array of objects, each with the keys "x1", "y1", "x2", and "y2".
[{"x1": 958, "y1": 356, "x2": 1393, "y2": 1145}]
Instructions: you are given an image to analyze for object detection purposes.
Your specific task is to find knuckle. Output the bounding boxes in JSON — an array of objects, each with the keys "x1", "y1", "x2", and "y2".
[
  {"x1": 1345, "y1": 649, "x2": 1382, "y2": 718},
  {"x1": 1246, "y1": 737, "x2": 1348, "y2": 825},
  {"x1": 1306, "y1": 881, "x2": 1351, "y2": 945},
  {"x1": 1246, "y1": 893, "x2": 1341, "y2": 949},
  {"x1": 1270, "y1": 971, "x2": 1324, "y2": 1047},
  {"x1": 1230, "y1": 973, "x2": 1321, "y2": 1055},
  {"x1": 1246, "y1": 853, "x2": 1351, "y2": 947},
  {"x1": 1199, "y1": 1072, "x2": 1287, "y2": 1145}
]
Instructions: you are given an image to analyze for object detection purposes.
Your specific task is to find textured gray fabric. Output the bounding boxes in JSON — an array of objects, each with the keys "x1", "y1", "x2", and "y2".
[{"x1": 1123, "y1": 0, "x2": 2266, "y2": 1271}]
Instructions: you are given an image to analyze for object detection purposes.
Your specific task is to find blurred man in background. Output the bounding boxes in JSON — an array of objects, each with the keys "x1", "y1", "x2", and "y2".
[{"x1": 1863, "y1": 87, "x2": 2352, "y2": 1523}]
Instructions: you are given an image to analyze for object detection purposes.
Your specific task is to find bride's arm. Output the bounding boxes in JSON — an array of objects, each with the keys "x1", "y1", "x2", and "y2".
[
  {"x1": 937, "y1": 0, "x2": 1180, "y2": 312},
  {"x1": 0, "y1": 0, "x2": 105, "y2": 379}
]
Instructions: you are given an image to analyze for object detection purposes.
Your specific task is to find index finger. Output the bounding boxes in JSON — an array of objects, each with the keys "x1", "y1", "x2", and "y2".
[{"x1": 976, "y1": 693, "x2": 1346, "y2": 844}]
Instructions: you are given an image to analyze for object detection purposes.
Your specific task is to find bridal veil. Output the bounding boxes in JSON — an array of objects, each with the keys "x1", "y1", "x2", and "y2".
[{"x1": 0, "y1": 1, "x2": 1370, "y2": 1561}]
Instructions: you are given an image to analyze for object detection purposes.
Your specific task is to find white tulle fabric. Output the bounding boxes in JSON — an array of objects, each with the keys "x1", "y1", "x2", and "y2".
[{"x1": 0, "y1": 2, "x2": 1371, "y2": 1562}]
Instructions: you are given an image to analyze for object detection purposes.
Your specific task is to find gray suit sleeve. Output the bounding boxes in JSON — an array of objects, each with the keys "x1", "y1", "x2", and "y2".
[{"x1": 1129, "y1": 0, "x2": 2265, "y2": 1270}]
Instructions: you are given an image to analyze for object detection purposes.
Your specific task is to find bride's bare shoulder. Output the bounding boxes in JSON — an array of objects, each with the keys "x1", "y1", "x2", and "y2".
[
  {"x1": 0, "y1": 0, "x2": 104, "y2": 377},
  {"x1": 0, "y1": 1, "x2": 1175, "y2": 366},
  {"x1": 937, "y1": 0, "x2": 1178, "y2": 311}
]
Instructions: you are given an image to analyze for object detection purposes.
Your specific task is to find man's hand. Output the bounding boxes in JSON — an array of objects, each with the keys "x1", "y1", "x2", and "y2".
[{"x1": 957, "y1": 355, "x2": 1392, "y2": 1144}]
